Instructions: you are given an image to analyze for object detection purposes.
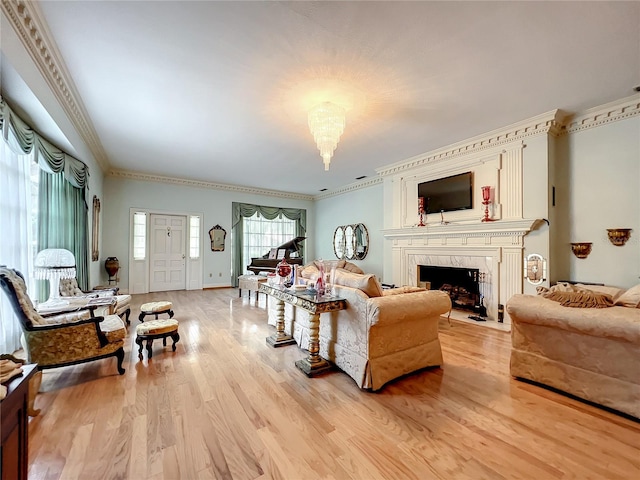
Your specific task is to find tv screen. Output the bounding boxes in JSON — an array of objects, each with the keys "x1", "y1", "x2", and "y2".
[{"x1": 418, "y1": 172, "x2": 473, "y2": 213}]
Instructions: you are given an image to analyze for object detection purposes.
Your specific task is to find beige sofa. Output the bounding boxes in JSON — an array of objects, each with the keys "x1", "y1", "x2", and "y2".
[
  {"x1": 507, "y1": 283, "x2": 640, "y2": 419},
  {"x1": 268, "y1": 263, "x2": 452, "y2": 391}
]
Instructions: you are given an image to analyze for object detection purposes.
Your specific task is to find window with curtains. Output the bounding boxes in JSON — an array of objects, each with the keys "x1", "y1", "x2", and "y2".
[
  {"x1": 242, "y1": 212, "x2": 296, "y2": 267},
  {"x1": 0, "y1": 140, "x2": 39, "y2": 353},
  {"x1": 231, "y1": 202, "x2": 306, "y2": 286}
]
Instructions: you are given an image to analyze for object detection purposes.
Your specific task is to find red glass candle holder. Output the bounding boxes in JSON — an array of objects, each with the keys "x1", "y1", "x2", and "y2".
[
  {"x1": 418, "y1": 196, "x2": 426, "y2": 226},
  {"x1": 481, "y1": 186, "x2": 495, "y2": 222}
]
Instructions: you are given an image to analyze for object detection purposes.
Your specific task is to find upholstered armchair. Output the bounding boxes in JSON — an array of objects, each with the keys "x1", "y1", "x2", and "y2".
[
  {"x1": 59, "y1": 277, "x2": 131, "y2": 325},
  {"x1": 0, "y1": 267, "x2": 126, "y2": 375}
]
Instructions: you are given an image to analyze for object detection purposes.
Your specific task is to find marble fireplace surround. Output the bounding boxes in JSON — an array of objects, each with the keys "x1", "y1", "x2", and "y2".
[{"x1": 384, "y1": 219, "x2": 541, "y2": 324}]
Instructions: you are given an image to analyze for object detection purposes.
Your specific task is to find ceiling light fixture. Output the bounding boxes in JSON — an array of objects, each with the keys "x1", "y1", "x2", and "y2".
[{"x1": 308, "y1": 102, "x2": 346, "y2": 171}]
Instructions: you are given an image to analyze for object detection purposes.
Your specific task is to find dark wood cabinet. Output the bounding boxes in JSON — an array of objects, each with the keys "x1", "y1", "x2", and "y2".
[{"x1": 1, "y1": 363, "x2": 36, "y2": 480}]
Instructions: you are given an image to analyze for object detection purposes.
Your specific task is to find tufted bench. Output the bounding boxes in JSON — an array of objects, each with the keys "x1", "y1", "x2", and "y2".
[
  {"x1": 238, "y1": 274, "x2": 268, "y2": 300},
  {"x1": 135, "y1": 318, "x2": 180, "y2": 360},
  {"x1": 138, "y1": 301, "x2": 174, "y2": 322}
]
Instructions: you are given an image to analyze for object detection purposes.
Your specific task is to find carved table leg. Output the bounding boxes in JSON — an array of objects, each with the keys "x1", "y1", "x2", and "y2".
[
  {"x1": 136, "y1": 336, "x2": 144, "y2": 360},
  {"x1": 27, "y1": 370, "x2": 42, "y2": 416},
  {"x1": 295, "y1": 312, "x2": 332, "y2": 376},
  {"x1": 266, "y1": 296, "x2": 296, "y2": 347}
]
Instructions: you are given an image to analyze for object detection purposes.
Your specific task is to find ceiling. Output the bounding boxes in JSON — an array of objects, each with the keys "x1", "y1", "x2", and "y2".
[{"x1": 3, "y1": 1, "x2": 639, "y2": 196}]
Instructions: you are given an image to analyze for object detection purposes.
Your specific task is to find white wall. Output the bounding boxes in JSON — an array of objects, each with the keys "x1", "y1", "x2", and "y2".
[
  {"x1": 314, "y1": 183, "x2": 384, "y2": 281},
  {"x1": 562, "y1": 116, "x2": 640, "y2": 288},
  {"x1": 102, "y1": 176, "x2": 315, "y2": 290}
]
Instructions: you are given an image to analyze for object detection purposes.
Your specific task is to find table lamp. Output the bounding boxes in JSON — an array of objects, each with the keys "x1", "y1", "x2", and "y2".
[{"x1": 34, "y1": 248, "x2": 76, "y2": 306}]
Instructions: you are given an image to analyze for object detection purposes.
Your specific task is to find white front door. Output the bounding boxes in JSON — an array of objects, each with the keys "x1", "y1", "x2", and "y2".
[{"x1": 149, "y1": 214, "x2": 186, "y2": 292}]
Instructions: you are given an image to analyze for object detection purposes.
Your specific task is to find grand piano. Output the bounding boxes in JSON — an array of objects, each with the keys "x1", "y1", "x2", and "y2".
[{"x1": 247, "y1": 236, "x2": 306, "y2": 274}]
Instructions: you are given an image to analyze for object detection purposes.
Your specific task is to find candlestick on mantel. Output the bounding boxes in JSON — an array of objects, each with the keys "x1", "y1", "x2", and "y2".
[
  {"x1": 418, "y1": 197, "x2": 426, "y2": 226},
  {"x1": 481, "y1": 186, "x2": 496, "y2": 222}
]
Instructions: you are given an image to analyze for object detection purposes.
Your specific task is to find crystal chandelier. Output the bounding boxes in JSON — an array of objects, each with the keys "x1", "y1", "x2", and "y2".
[{"x1": 308, "y1": 102, "x2": 346, "y2": 171}]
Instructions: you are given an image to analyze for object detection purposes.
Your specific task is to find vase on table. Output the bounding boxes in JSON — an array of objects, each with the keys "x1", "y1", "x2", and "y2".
[{"x1": 276, "y1": 258, "x2": 292, "y2": 286}]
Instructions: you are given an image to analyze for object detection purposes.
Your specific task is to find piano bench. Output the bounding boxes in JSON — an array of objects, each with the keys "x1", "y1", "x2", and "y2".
[{"x1": 238, "y1": 275, "x2": 268, "y2": 301}]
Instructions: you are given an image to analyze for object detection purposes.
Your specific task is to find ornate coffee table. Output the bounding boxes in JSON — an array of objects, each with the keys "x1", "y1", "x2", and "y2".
[{"x1": 259, "y1": 283, "x2": 346, "y2": 376}]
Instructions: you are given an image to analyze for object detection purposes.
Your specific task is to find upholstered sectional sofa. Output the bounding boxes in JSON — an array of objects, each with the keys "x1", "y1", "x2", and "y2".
[
  {"x1": 268, "y1": 261, "x2": 452, "y2": 391},
  {"x1": 507, "y1": 283, "x2": 640, "y2": 418}
]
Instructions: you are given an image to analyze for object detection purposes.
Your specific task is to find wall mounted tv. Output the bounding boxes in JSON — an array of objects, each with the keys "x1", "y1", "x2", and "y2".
[{"x1": 418, "y1": 172, "x2": 473, "y2": 213}]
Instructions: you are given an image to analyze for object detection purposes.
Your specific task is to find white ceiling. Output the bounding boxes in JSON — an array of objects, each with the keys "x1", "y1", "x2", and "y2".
[{"x1": 4, "y1": 1, "x2": 640, "y2": 195}]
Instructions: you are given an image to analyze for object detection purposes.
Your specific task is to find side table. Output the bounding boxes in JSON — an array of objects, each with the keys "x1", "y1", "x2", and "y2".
[{"x1": 1, "y1": 363, "x2": 37, "y2": 480}]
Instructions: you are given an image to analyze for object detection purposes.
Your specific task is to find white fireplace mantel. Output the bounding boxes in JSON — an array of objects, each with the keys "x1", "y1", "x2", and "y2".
[{"x1": 383, "y1": 218, "x2": 543, "y2": 243}]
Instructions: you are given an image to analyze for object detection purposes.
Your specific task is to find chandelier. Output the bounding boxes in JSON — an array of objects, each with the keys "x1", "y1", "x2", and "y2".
[{"x1": 308, "y1": 102, "x2": 346, "y2": 171}]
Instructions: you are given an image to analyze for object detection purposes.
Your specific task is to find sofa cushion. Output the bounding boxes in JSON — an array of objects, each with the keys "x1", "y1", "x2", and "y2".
[
  {"x1": 615, "y1": 284, "x2": 640, "y2": 308},
  {"x1": 576, "y1": 284, "x2": 626, "y2": 302},
  {"x1": 333, "y1": 270, "x2": 384, "y2": 298}
]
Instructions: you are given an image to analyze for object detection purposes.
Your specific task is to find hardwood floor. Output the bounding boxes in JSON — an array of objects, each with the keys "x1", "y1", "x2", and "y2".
[{"x1": 27, "y1": 288, "x2": 640, "y2": 480}]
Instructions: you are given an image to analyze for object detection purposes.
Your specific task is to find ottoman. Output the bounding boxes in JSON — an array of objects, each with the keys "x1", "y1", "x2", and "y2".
[
  {"x1": 139, "y1": 301, "x2": 174, "y2": 322},
  {"x1": 135, "y1": 318, "x2": 180, "y2": 360},
  {"x1": 238, "y1": 274, "x2": 268, "y2": 300}
]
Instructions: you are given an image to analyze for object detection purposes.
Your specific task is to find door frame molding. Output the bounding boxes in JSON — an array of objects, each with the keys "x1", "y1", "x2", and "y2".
[{"x1": 128, "y1": 207, "x2": 204, "y2": 294}]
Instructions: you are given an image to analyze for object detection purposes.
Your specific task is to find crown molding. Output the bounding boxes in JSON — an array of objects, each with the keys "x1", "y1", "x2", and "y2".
[
  {"x1": 562, "y1": 93, "x2": 640, "y2": 134},
  {"x1": 376, "y1": 110, "x2": 564, "y2": 178},
  {"x1": 313, "y1": 176, "x2": 383, "y2": 201},
  {"x1": 108, "y1": 169, "x2": 315, "y2": 201},
  {"x1": 1, "y1": 0, "x2": 109, "y2": 171}
]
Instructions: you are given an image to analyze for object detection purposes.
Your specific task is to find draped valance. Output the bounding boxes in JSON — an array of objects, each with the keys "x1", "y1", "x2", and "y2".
[
  {"x1": 231, "y1": 202, "x2": 307, "y2": 230},
  {"x1": 0, "y1": 97, "x2": 89, "y2": 189}
]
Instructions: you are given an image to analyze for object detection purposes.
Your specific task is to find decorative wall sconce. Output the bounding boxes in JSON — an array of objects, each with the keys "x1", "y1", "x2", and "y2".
[
  {"x1": 524, "y1": 253, "x2": 547, "y2": 285},
  {"x1": 606, "y1": 228, "x2": 632, "y2": 246},
  {"x1": 570, "y1": 242, "x2": 592, "y2": 259}
]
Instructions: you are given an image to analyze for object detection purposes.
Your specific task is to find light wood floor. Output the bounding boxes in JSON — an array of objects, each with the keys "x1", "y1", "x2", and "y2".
[{"x1": 27, "y1": 288, "x2": 640, "y2": 480}]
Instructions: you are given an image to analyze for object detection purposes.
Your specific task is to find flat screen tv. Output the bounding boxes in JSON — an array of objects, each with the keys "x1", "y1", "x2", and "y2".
[{"x1": 418, "y1": 172, "x2": 473, "y2": 213}]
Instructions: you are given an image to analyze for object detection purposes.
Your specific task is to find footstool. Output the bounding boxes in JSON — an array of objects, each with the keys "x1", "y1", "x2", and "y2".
[
  {"x1": 138, "y1": 301, "x2": 174, "y2": 322},
  {"x1": 135, "y1": 318, "x2": 180, "y2": 360},
  {"x1": 238, "y1": 274, "x2": 268, "y2": 300}
]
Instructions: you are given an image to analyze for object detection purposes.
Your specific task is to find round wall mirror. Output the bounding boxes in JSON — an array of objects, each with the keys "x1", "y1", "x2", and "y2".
[
  {"x1": 354, "y1": 223, "x2": 369, "y2": 260},
  {"x1": 333, "y1": 226, "x2": 346, "y2": 259},
  {"x1": 344, "y1": 225, "x2": 355, "y2": 260}
]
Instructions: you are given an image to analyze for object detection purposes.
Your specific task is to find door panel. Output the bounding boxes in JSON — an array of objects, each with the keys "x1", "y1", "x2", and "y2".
[{"x1": 150, "y1": 214, "x2": 186, "y2": 292}]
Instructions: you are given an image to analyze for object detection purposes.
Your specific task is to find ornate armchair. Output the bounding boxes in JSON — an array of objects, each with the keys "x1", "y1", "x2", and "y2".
[
  {"x1": 0, "y1": 267, "x2": 126, "y2": 376},
  {"x1": 59, "y1": 277, "x2": 131, "y2": 325}
]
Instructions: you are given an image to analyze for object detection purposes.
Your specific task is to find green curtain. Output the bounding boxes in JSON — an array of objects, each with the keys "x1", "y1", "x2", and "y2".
[
  {"x1": 231, "y1": 202, "x2": 307, "y2": 287},
  {"x1": 37, "y1": 171, "x2": 89, "y2": 300},
  {"x1": 0, "y1": 97, "x2": 89, "y2": 189}
]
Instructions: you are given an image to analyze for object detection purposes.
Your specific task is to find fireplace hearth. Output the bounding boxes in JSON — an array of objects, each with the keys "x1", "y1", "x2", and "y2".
[{"x1": 418, "y1": 265, "x2": 482, "y2": 313}]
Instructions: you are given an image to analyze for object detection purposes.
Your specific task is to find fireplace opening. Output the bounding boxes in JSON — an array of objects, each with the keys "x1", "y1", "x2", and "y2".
[{"x1": 418, "y1": 265, "x2": 481, "y2": 313}]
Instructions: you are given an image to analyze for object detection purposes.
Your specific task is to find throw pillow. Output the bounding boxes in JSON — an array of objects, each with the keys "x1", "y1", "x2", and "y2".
[
  {"x1": 333, "y1": 270, "x2": 383, "y2": 298},
  {"x1": 542, "y1": 290, "x2": 614, "y2": 308},
  {"x1": 614, "y1": 284, "x2": 640, "y2": 308},
  {"x1": 340, "y1": 262, "x2": 364, "y2": 275},
  {"x1": 299, "y1": 263, "x2": 319, "y2": 281}
]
